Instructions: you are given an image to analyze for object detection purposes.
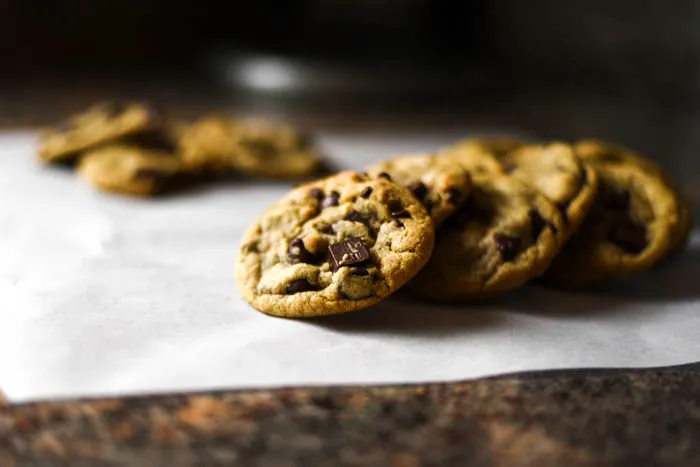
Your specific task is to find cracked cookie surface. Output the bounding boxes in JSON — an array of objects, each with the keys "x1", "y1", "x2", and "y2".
[
  {"x1": 235, "y1": 171, "x2": 435, "y2": 317},
  {"x1": 543, "y1": 141, "x2": 690, "y2": 286},
  {"x1": 38, "y1": 101, "x2": 166, "y2": 164},
  {"x1": 178, "y1": 116, "x2": 325, "y2": 179},
  {"x1": 408, "y1": 167, "x2": 565, "y2": 302},
  {"x1": 78, "y1": 145, "x2": 185, "y2": 197},
  {"x1": 365, "y1": 153, "x2": 472, "y2": 226}
]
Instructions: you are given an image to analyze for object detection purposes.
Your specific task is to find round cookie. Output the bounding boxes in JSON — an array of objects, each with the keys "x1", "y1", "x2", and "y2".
[
  {"x1": 365, "y1": 153, "x2": 472, "y2": 226},
  {"x1": 451, "y1": 137, "x2": 525, "y2": 159},
  {"x1": 441, "y1": 139, "x2": 506, "y2": 179},
  {"x1": 38, "y1": 101, "x2": 166, "y2": 164},
  {"x1": 178, "y1": 116, "x2": 325, "y2": 179},
  {"x1": 498, "y1": 142, "x2": 599, "y2": 241},
  {"x1": 408, "y1": 172, "x2": 565, "y2": 302},
  {"x1": 78, "y1": 145, "x2": 185, "y2": 197},
  {"x1": 543, "y1": 159, "x2": 687, "y2": 287},
  {"x1": 574, "y1": 139, "x2": 692, "y2": 255},
  {"x1": 235, "y1": 171, "x2": 435, "y2": 318}
]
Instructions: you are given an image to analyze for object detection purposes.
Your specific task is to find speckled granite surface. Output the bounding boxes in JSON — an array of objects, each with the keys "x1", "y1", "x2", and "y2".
[{"x1": 2, "y1": 364, "x2": 700, "y2": 466}]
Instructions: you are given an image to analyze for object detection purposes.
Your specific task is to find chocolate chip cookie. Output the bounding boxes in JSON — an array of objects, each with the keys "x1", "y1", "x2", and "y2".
[
  {"x1": 498, "y1": 142, "x2": 599, "y2": 240},
  {"x1": 543, "y1": 142, "x2": 691, "y2": 286},
  {"x1": 38, "y1": 101, "x2": 166, "y2": 164},
  {"x1": 451, "y1": 137, "x2": 525, "y2": 158},
  {"x1": 179, "y1": 116, "x2": 325, "y2": 179},
  {"x1": 365, "y1": 153, "x2": 472, "y2": 226},
  {"x1": 235, "y1": 171, "x2": 435, "y2": 318},
  {"x1": 78, "y1": 145, "x2": 185, "y2": 197},
  {"x1": 408, "y1": 172, "x2": 565, "y2": 302}
]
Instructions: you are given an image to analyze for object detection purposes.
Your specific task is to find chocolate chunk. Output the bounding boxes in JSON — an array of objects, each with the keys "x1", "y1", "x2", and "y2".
[
  {"x1": 388, "y1": 200, "x2": 410, "y2": 218},
  {"x1": 393, "y1": 219, "x2": 404, "y2": 228},
  {"x1": 359, "y1": 186, "x2": 373, "y2": 198},
  {"x1": 556, "y1": 202, "x2": 569, "y2": 224},
  {"x1": 286, "y1": 278, "x2": 317, "y2": 294},
  {"x1": 241, "y1": 242, "x2": 258, "y2": 254},
  {"x1": 350, "y1": 268, "x2": 370, "y2": 276},
  {"x1": 605, "y1": 189, "x2": 630, "y2": 211},
  {"x1": 493, "y1": 232, "x2": 521, "y2": 261},
  {"x1": 446, "y1": 188, "x2": 461, "y2": 205},
  {"x1": 377, "y1": 172, "x2": 392, "y2": 181},
  {"x1": 288, "y1": 238, "x2": 316, "y2": 264},
  {"x1": 319, "y1": 224, "x2": 335, "y2": 235},
  {"x1": 344, "y1": 210, "x2": 370, "y2": 226},
  {"x1": 423, "y1": 199, "x2": 434, "y2": 215},
  {"x1": 309, "y1": 188, "x2": 324, "y2": 201},
  {"x1": 529, "y1": 209, "x2": 546, "y2": 240},
  {"x1": 321, "y1": 191, "x2": 340, "y2": 209},
  {"x1": 328, "y1": 237, "x2": 370, "y2": 271},
  {"x1": 608, "y1": 219, "x2": 648, "y2": 254},
  {"x1": 406, "y1": 180, "x2": 427, "y2": 201}
]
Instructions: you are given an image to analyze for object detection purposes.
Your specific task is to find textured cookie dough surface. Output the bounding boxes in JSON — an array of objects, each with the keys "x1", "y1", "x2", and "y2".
[
  {"x1": 235, "y1": 171, "x2": 435, "y2": 318},
  {"x1": 366, "y1": 153, "x2": 472, "y2": 226},
  {"x1": 78, "y1": 145, "x2": 185, "y2": 197},
  {"x1": 178, "y1": 116, "x2": 324, "y2": 179},
  {"x1": 499, "y1": 142, "x2": 599, "y2": 240},
  {"x1": 544, "y1": 143, "x2": 690, "y2": 287},
  {"x1": 38, "y1": 101, "x2": 165, "y2": 164},
  {"x1": 409, "y1": 173, "x2": 564, "y2": 302}
]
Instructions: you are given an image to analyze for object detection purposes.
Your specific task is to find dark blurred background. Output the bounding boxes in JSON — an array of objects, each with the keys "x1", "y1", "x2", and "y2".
[{"x1": 1, "y1": 1, "x2": 699, "y2": 187}]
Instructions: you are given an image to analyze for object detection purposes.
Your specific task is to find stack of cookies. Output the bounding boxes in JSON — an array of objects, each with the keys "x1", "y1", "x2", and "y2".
[
  {"x1": 236, "y1": 139, "x2": 692, "y2": 318},
  {"x1": 37, "y1": 101, "x2": 329, "y2": 196}
]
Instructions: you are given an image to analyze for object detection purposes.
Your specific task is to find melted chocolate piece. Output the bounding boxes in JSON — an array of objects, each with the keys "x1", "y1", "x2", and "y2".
[
  {"x1": 493, "y1": 232, "x2": 521, "y2": 261},
  {"x1": 241, "y1": 242, "x2": 258, "y2": 254},
  {"x1": 423, "y1": 199, "x2": 434, "y2": 215},
  {"x1": 406, "y1": 180, "x2": 427, "y2": 202},
  {"x1": 328, "y1": 237, "x2": 370, "y2": 271},
  {"x1": 393, "y1": 219, "x2": 404, "y2": 228},
  {"x1": 321, "y1": 191, "x2": 340, "y2": 209},
  {"x1": 286, "y1": 279, "x2": 317, "y2": 294},
  {"x1": 309, "y1": 188, "x2": 324, "y2": 201},
  {"x1": 377, "y1": 172, "x2": 392, "y2": 181},
  {"x1": 359, "y1": 186, "x2": 373, "y2": 198},
  {"x1": 529, "y1": 209, "x2": 546, "y2": 240},
  {"x1": 608, "y1": 219, "x2": 648, "y2": 254},
  {"x1": 388, "y1": 200, "x2": 410, "y2": 218},
  {"x1": 344, "y1": 210, "x2": 370, "y2": 226},
  {"x1": 350, "y1": 268, "x2": 370, "y2": 276},
  {"x1": 445, "y1": 188, "x2": 461, "y2": 205},
  {"x1": 288, "y1": 238, "x2": 317, "y2": 264}
]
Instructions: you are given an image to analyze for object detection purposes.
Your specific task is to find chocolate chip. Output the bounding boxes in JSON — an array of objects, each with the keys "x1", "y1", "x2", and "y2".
[
  {"x1": 319, "y1": 224, "x2": 335, "y2": 235},
  {"x1": 608, "y1": 219, "x2": 648, "y2": 254},
  {"x1": 328, "y1": 237, "x2": 370, "y2": 271},
  {"x1": 605, "y1": 189, "x2": 630, "y2": 211},
  {"x1": 393, "y1": 219, "x2": 404, "y2": 228},
  {"x1": 556, "y1": 202, "x2": 569, "y2": 224},
  {"x1": 286, "y1": 279, "x2": 317, "y2": 294},
  {"x1": 493, "y1": 232, "x2": 521, "y2": 261},
  {"x1": 423, "y1": 199, "x2": 434, "y2": 215},
  {"x1": 388, "y1": 200, "x2": 410, "y2": 218},
  {"x1": 377, "y1": 172, "x2": 392, "y2": 181},
  {"x1": 344, "y1": 210, "x2": 370, "y2": 226},
  {"x1": 406, "y1": 180, "x2": 427, "y2": 201},
  {"x1": 359, "y1": 172, "x2": 369, "y2": 178},
  {"x1": 321, "y1": 191, "x2": 340, "y2": 209},
  {"x1": 288, "y1": 238, "x2": 317, "y2": 264},
  {"x1": 446, "y1": 188, "x2": 461, "y2": 205},
  {"x1": 360, "y1": 186, "x2": 373, "y2": 198},
  {"x1": 241, "y1": 242, "x2": 258, "y2": 254},
  {"x1": 529, "y1": 209, "x2": 546, "y2": 240},
  {"x1": 309, "y1": 188, "x2": 324, "y2": 201},
  {"x1": 350, "y1": 268, "x2": 370, "y2": 276}
]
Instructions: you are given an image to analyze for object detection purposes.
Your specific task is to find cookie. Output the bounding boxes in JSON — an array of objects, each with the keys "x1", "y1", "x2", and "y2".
[
  {"x1": 543, "y1": 142, "x2": 691, "y2": 286},
  {"x1": 178, "y1": 116, "x2": 325, "y2": 179},
  {"x1": 38, "y1": 101, "x2": 166, "y2": 164},
  {"x1": 235, "y1": 171, "x2": 435, "y2": 318},
  {"x1": 365, "y1": 153, "x2": 472, "y2": 226},
  {"x1": 451, "y1": 137, "x2": 525, "y2": 158},
  {"x1": 78, "y1": 145, "x2": 185, "y2": 197},
  {"x1": 408, "y1": 171, "x2": 565, "y2": 302},
  {"x1": 498, "y1": 142, "x2": 599, "y2": 240}
]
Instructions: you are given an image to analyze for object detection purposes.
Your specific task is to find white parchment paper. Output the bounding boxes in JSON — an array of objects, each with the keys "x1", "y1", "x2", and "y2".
[{"x1": 1, "y1": 130, "x2": 699, "y2": 403}]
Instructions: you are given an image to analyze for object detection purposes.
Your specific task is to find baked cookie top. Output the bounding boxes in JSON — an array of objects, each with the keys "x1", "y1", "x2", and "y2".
[
  {"x1": 78, "y1": 144, "x2": 184, "y2": 197},
  {"x1": 235, "y1": 171, "x2": 435, "y2": 318},
  {"x1": 365, "y1": 153, "x2": 472, "y2": 226},
  {"x1": 408, "y1": 171, "x2": 564, "y2": 302},
  {"x1": 38, "y1": 101, "x2": 165, "y2": 164},
  {"x1": 544, "y1": 142, "x2": 691, "y2": 286},
  {"x1": 178, "y1": 116, "x2": 324, "y2": 179},
  {"x1": 499, "y1": 142, "x2": 599, "y2": 240}
]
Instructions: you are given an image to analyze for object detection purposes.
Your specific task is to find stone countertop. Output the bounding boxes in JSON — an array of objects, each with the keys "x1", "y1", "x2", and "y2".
[
  {"x1": 2, "y1": 80, "x2": 699, "y2": 466},
  {"x1": 3, "y1": 364, "x2": 700, "y2": 466}
]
